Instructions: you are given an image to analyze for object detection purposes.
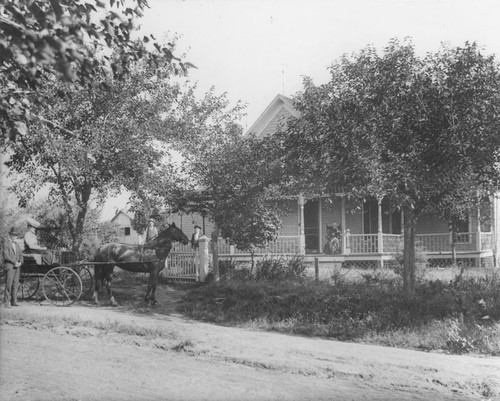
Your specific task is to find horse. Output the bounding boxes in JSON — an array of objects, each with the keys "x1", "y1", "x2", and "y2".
[{"x1": 92, "y1": 223, "x2": 189, "y2": 306}]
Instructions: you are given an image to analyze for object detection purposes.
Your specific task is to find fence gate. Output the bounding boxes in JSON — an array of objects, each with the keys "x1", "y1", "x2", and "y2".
[{"x1": 164, "y1": 245, "x2": 198, "y2": 282}]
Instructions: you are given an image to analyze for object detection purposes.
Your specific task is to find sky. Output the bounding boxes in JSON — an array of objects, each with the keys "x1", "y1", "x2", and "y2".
[
  {"x1": 3, "y1": 0, "x2": 500, "y2": 221},
  {"x1": 139, "y1": 0, "x2": 500, "y2": 131},
  {"x1": 97, "y1": 0, "x2": 500, "y2": 219}
]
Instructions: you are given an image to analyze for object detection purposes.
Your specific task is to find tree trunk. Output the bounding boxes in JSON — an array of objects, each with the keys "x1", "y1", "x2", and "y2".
[
  {"x1": 67, "y1": 183, "x2": 91, "y2": 255},
  {"x1": 403, "y1": 207, "x2": 418, "y2": 297},
  {"x1": 72, "y1": 205, "x2": 87, "y2": 254},
  {"x1": 211, "y1": 224, "x2": 220, "y2": 283}
]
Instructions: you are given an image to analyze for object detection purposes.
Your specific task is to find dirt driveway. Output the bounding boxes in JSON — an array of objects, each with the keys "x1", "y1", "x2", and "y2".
[{"x1": 1, "y1": 283, "x2": 499, "y2": 401}]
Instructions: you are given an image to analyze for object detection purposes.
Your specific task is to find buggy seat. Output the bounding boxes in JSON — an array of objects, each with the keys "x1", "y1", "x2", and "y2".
[{"x1": 15, "y1": 239, "x2": 43, "y2": 265}]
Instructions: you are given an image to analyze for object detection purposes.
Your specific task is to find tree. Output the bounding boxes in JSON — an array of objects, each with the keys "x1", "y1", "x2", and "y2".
[
  {"x1": 0, "y1": 192, "x2": 120, "y2": 260},
  {"x1": 188, "y1": 135, "x2": 284, "y2": 277},
  {"x1": 222, "y1": 195, "x2": 282, "y2": 270},
  {"x1": 0, "y1": 0, "x2": 189, "y2": 141},
  {"x1": 4, "y1": 54, "x2": 185, "y2": 252},
  {"x1": 22, "y1": 199, "x2": 120, "y2": 257},
  {"x1": 128, "y1": 88, "x2": 286, "y2": 281},
  {"x1": 279, "y1": 39, "x2": 500, "y2": 296}
]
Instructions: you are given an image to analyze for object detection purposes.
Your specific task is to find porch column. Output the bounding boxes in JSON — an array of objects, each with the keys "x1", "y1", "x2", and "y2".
[
  {"x1": 377, "y1": 198, "x2": 383, "y2": 253},
  {"x1": 318, "y1": 198, "x2": 323, "y2": 253},
  {"x1": 377, "y1": 197, "x2": 384, "y2": 268},
  {"x1": 400, "y1": 209, "x2": 405, "y2": 254},
  {"x1": 476, "y1": 202, "x2": 482, "y2": 267},
  {"x1": 298, "y1": 194, "x2": 305, "y2": 254},
  {"x1": 341, "y1": 194, "x2": 347, "y2": 254}
]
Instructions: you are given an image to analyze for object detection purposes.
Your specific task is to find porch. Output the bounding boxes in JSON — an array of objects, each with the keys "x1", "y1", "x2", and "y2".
[
  {"x1": 215, "y1": 231, "x2": 497, "y2": 268},
  {"x1": 165, "y1": 231, "x2": 497, "y2": 283}
]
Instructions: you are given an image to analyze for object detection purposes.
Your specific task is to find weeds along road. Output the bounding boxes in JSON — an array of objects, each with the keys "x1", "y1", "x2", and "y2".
[{"x1": 1, "y1": 298, "x2": 499, "y2": 401}]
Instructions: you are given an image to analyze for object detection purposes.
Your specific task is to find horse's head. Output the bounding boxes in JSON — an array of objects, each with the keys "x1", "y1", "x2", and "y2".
[
  {"x1": 151, "y1": 223, "x2": 189, "y2": 247},
  {"x1": 167, "y1": 222, "x2": 190, "y2": 245},
  {"x1": 146, "y1": 223, "x2": 189, "y2": 260}
]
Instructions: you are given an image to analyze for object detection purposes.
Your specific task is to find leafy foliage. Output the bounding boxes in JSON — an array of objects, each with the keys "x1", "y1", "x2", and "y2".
[
  {"x1": 4, "y1": 53, "x2": 185, "y2": 251},
  {"x1": 0, "y1": 0, "x2": 190, "y2": 141},
  {"x1": 255, "y1": 255, "x2": 308, "y2": 281},
  {"x1": 205, "y1": 136, "x2": 285, "y2": 252},
  {"x1": 28, "y1": 200, "x2": 121, "y2": 256},
  {"x1": 128, "y1": 88, "x2": 288, "y2": 279},
  {"x1": 0, "y1": 195, "x2": 120, "y2": 258},
  {"x1": 278, "y1": 39, "x2": 500, "y2": 295},
  {"x1": 181, "y1": 269, "x2": 500, "y2": 355}
]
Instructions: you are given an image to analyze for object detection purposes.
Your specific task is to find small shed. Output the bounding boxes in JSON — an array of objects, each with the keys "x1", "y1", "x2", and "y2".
[{"x1": 111, "y1": 210, "x2": 141, "y2": 245}]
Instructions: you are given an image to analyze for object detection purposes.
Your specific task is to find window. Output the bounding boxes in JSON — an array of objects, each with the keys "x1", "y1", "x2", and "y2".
[{"x1": 124, "y1": 227, "x2": 131, "y2": 236}]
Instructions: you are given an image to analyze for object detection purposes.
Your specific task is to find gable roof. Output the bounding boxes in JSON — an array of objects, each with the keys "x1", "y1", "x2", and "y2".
[
  {"x1": 245, "y1": 94, "x2": 300, "y2": 137},
  {"x1": 110, "y1": 209, "x2": 133, "y2": 223}
]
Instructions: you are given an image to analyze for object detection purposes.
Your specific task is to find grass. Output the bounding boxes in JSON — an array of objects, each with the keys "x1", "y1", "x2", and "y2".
[
  {"x1": 179, "y1": 264, "x2": 500, "y2": 355},
  {"x1": 2, "y1": 263, "x2": 498, "y2": 356}
]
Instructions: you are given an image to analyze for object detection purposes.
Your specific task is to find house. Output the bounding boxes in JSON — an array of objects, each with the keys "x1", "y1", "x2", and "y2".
[
  {"x1": 167, "y1": 210, "x2": 214, "y2": 243},
  {"x1": 111, "y1": 210, "x2": 142, "y2": 245},
  {"x1": 241, "y1": 94, "x2": 500, "y2": 268}
]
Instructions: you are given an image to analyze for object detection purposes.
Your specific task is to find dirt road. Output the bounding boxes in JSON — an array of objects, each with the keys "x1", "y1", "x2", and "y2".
[{"x1": 1, "y1": 284, "x2": 499, "y2": 401}]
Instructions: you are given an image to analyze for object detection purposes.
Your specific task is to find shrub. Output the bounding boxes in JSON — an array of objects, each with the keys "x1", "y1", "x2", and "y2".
[
  {"x1": 219, "y1": 259, "x2": 237, "y2": 280},
  {"x1": 182, "y1": 265, "x2": 500, "y2": 355},
  {"x1": 255, "y1": 255, "x2": 308, "y2": 281},
  {"x1": 219, "y1": 259, "x2": 253, "y2": 281}
]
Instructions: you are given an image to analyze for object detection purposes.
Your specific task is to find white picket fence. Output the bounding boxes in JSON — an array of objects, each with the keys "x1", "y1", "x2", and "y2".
[{"x1": 164, "y1": 243, "x2": 198, "y2": 282}]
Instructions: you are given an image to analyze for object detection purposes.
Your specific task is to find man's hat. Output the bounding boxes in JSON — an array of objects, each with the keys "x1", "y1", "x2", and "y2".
[
  {"x1": 27, "y1": 217, "x2": 41, "y2": 228},
  {"x1": 9, "y1": 227, "x2": 20, "y2": 236},
  {"x1": 194, "y1": 225, "x2": 201, "y2": 229},
  {"x1": 148, "y1": 218, "x2": 155, "y2": 223}
]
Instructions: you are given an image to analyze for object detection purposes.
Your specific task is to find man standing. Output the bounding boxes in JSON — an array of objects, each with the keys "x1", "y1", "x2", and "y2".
[
  {"x1": 191, "y1": 225, "x2": 202, "y2": 250},
  {"x1": 2, "y1": 227, "x2": 23, "y2": 307},
  {"x1": 24, "y1": 218, "x2": 54, "y2": 265}
]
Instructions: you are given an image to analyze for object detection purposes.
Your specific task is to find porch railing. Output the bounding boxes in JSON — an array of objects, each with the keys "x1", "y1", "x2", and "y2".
[
  {"x1": 416, "y1": 233, "x2": 478, "y2": 252},
  {"x1": 331, "y1": 232, "x2": 492, "y2": 255},
  {"x1": 346, "y1": 234, "x2": 379, "y2": 254},
  {"x1": 208, "y1": 232, "x2": 493, "y2": 256},
  {"x1": 216, "y1": 236, "x2": 302, "y2": 256}
]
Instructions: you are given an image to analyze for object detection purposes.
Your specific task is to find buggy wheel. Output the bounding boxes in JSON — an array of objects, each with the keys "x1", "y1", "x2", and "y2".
[
  {"x1": 75, "y1": 266, "x2": 93, "y2": 299},
  {"x1": 18, "y1": 275, "x2": 40, "y2": 300},
  {"x1": 42, "y1": 266, "x2": 82, "y2": 306}
]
